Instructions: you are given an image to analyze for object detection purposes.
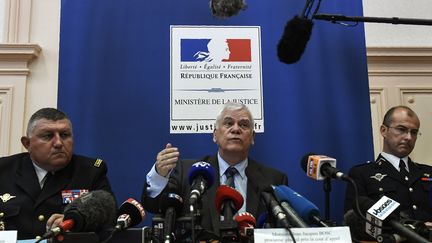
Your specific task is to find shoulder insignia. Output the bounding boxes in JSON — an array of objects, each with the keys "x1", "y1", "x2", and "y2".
[
  {"x1": 370, "y1": 173, "x2": 387, "y2": 182},
  {"x1": 0, "y1": 193, "x2": 16, "y2": 203},
  {"x1": 94, "y1": 158, "x2": 103, "y2": 168}
]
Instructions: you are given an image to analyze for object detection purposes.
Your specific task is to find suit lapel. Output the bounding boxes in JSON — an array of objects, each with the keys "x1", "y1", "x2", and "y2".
[
  {"x1": 200, "y1": 155, "x2": 221, "y2": 233},
  {"x1": 15, "y1": 155, "x2": 41, "y2": 202},
  {"x1": 245, "y1": 159, "x2": 261, "y2": 217}
]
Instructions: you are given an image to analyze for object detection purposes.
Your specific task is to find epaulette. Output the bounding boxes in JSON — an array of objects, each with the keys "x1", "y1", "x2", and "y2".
[
  {"x1": 94, "y1": 158, "x2": 103, "y2": 168},
  {"x1": 352, "y1": 161, "x2": 374, "y2": 168}
]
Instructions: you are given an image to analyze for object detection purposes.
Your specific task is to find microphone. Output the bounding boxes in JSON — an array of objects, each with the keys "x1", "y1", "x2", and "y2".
[
  {"x1": 271, "y1": 185, "x2": 309, "y2": 228},
  {"x1": 257, "y1": 212, "x2": 271, "y2": 228},
  {"x1": 215, "y1": 185, "x2": 244, "y2": 242},
  {"x1": 188, "y1": 161, "x2": 215, "y2": 211},
  {"x1": 215, "y1": 185, "x2": 244, "y2": 215},
  {"x1": 273, "y1": 185, "x2": 330, "y2": 227},
  {"x1": 277, "y1": 0, "x2": 317, "y2": 64},
  {"x1": 359, "y1": 196, "x2": 430, "y2": 243},
  {"x1": 260, "y1": 187, "x2": 291, "y2": 229},
  {"x1": 234, "y1": 212, "x2": 256, "y2": 239},
  {"x1": 210, "y1": 0, "x2": 247, "y2": 18},
  {"x1": 160, "y1": 193, "x2": 183, "y2": 243},
  {"x1": 300, "y1": 153, "x2": 347, "y2": 180},
  {"x1": 38, "y1": 190, "x2": 116, "y2": 241},
  {"x1": 115, "y1": 198, "x2": 145, "y2": 230}
]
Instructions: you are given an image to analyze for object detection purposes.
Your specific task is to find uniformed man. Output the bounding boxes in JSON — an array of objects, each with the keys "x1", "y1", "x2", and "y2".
[
  {"x1": 344, "y1": 105, "x2": 432, "y2": 240},
  {"x1": 0, "y1": 108, "x2": 115, "y2": 240}
]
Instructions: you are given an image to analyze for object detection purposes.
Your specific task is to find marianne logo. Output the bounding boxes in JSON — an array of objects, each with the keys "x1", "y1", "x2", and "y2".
[{"x1": 181, "y1": 38, "x2": 251, "y2": 62}]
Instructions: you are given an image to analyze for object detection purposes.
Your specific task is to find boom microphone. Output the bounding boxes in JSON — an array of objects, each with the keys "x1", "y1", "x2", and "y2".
[
  {"x1": 277, "y1": 15, "x2": 313, "y2": 64},
  {"x1": 188, "y1": 161, "x2": 215, "y2": 211},
  {"x1": 300, "y1": 153, "x2": 347, "y2": 180},
  {"x1": 273, "y1": 185, "x2": 329, "y2": 227},
  {"x1": 210, "y1": 0, "x2": 247, "y2": 18},
  {"x1": 37, "y1": 190, "x2": 116, "y2": 242}
]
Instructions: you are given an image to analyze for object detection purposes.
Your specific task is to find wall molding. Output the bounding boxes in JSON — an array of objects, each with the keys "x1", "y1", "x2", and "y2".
[
  {"x1": 367, "y1": 47, "x2": 432, "y2": 76},
  {"x1": 0, "y1": 43, "x2": 40, "y2": 156}
]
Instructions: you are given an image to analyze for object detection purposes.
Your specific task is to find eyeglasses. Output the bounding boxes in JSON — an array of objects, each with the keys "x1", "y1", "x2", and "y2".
[{"x1": 385, "y1": 125, "x2": 421, "y2": 137}]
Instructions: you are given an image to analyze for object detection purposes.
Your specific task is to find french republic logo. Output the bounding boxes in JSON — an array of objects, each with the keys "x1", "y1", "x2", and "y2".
[{"x1": 181, "y1": 38, "x2": 251, "y2": 62}]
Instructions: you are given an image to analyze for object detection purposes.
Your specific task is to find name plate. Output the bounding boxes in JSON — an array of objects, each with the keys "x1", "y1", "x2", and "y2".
[
  {"x1": 254, "y1": 227, "x2": 352, "y2": 243},
  {"x1": 0, "y1": 230, "x2": 17, "y2": 243}
]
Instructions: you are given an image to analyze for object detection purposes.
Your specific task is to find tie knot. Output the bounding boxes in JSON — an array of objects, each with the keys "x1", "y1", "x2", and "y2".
[
  {"x1": 225, "y1": 166, "x2": 238, "y2": 177},
  {"x1": 225, "y1": 167, "x2": 238, "y2": 188}
]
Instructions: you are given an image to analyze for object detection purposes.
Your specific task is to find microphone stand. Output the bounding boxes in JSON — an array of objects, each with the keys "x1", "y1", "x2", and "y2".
[
  {"x1": 323, "y1": 177, "x2": 331, "y2": 221},
  {"x1": 313, "y1": 13, "x2": 432, "y2": 26}
]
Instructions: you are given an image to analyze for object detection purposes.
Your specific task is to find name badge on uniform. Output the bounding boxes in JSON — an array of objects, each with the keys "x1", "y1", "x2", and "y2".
[{"x1": 62, "y1": 189, "x2": 89, "y2": 204}]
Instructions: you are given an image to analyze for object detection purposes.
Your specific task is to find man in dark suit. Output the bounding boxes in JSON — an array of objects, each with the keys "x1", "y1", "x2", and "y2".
[
  {"x1": 141, "y1": 102, "x2": 288, "y2": 238},
  {"x1": 0, "y1": 108, "x2": 114, "y2": 240},
  {"x1": 344, "y1": 106, "x2": 432, "y2": 240}
]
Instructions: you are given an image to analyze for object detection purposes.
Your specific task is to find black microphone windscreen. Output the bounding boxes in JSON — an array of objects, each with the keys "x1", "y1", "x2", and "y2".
[
  {"x1": 160, "y1": 193, "x2": 183, "y2": 214},
  {"x1": 63, "y1": 190, "x2": 117, "y2": 232},
  {"x1": 210, "y1": 0, "x2": 246, "y2": 18},
  {"x1": 277, "y1": 16, "x2": 313, "y2": 64}
]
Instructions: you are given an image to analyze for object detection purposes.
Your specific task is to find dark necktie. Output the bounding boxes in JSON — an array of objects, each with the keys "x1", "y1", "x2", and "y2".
[
  {"x1": 225, "y1": 167, "x2": 238, "y2": 188},
  {"x1": 399, "y1": 159, "x2": 409, "y2": 179},
  {"x1": 41, "y1": 172, "x2": 52, "y2": 188}
]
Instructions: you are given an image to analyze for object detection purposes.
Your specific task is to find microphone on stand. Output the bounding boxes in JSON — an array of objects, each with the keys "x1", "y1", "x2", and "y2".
[
  {"x1": 273, "y1": 185, "x2": 330, "y2": 227},
  {"x1": 36, "y1": 190, "x2": 116, "y2": 242},
  {"x1": 234, "y1": 212, "x2": 256, "y2": 240},
  {"x1": 215, "y1": 185, "x2": 244, "y2": 242},
  {"x1": 188, "y1": 161, "x2": 215, "y2": 213},
  {"x1": 161, "y1": 193, "x2": 183, "y2": 243},
  {"x1": 260, "y1": 187, "x2": 291, "y2": 229}
]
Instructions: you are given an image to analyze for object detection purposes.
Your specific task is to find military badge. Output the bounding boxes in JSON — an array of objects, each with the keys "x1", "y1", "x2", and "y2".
[
  {"x1": 62, "y1": 189, "x2": 89, "y2": 204},
  {"x1": 370, "y1": 173, "x2": 387, "y2": 182},
  {"x1": 94, "y1": 158, "x2": 103, "y2": 168},
  {"x1": 0, "y1": 193, "x2": 16, "y2": 203}
]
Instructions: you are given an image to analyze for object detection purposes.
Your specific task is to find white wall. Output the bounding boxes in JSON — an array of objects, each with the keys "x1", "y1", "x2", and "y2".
[{"x1": 363, "y1": 0, "x2": 432, "y2": 47}]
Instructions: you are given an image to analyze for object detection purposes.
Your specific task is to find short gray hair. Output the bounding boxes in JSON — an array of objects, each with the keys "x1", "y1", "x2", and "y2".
[
  {"x1": 215, "y1": 102, "x2": 254, "y2": 129},
  {"x1": 27, "y1": 108, "x2": 72, "y2": 136}
]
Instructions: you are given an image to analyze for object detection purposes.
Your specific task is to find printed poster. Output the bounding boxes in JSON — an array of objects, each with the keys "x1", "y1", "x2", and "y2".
[{"x1": 170, "y1": 26, "x2": 264, "y2": 133}]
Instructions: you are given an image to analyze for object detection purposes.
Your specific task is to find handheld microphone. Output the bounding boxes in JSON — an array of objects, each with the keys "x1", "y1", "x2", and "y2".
[
  {"x1": 271, "y1": 186, "x2": 309, "y2": 228},
  {"x1": 273, "y1": 185, "x2": 329, "y2": 227},
  {"x1": 188, "y1": 161, "x2": 215, "y2": 211},
  {"x1": 359, "y1": 196, "x2": 430, "y2": 243},
  {"x1": 260, "y1": 187, "x2": 291, "y2": 229},
  {"x1": 37, "y1": 190, "x2": 116, "y2": 242},
  {"x1": 161, "y1": 193, "x2": 183, "y2": 243},
  {"x1": 115, "y1": 198, "x2": 145, "y2": 230},
  {"x1": 234, "y1": 212, "x2": 256, "y2": 239},
  {"x1": 300, "y1": 153, "x2": 347, "y2": 180}
]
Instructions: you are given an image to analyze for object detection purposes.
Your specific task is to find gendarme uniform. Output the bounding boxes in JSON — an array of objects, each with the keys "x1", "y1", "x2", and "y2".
[
  {"x1": 345, "y1": 154, "x2": 432, "y2": 221},
  {"x1": 0, "y1": 152, "x2": 114, "y2": 240}
]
